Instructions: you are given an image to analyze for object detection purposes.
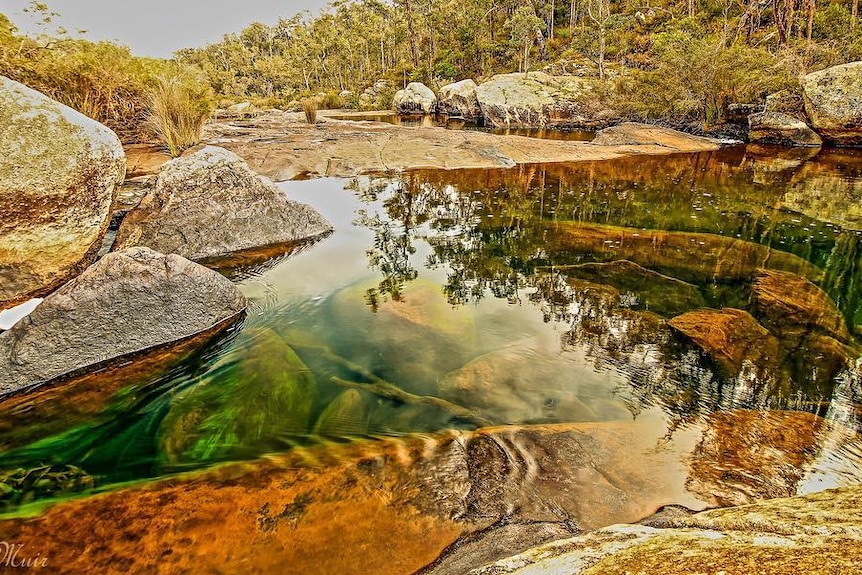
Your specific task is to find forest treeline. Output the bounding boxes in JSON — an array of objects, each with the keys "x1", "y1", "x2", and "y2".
[
  {"x1": 176, "y1": 0, "x2": 862, "y2": 123},
  {"x1": 3, "y1": 0, "x2": 862, "y2": 142}
]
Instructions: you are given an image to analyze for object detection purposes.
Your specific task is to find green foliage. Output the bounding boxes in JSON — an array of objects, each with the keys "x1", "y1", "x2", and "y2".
[
  {"x1": 146, "y1": 70, "x2": 214, "y2": 157},
  {"x1": 614, "y1": 29, "x2": 797, "y2": 125},
  {"x1": 6, "y1": 0, "x2": 862, "y2": 133},
  {"x1": 507, "y1": 5, "x2": 545, "y2": 73}
]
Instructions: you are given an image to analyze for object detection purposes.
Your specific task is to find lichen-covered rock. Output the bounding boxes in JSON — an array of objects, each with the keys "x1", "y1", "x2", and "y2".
[
  {"x1": 0, "y1": 76, "x2": 125, "y2": 310},
  {"x1": 437, "y1": 79, "x2": 481, "y2": 120},
  {"x1": 802, "y1": 61, "x2": 862, "y2": 145},
  {"x1": 748, "y1": 112, "x2": 822, "y2": 147},
  {"x1": 114, "y1": 146, "x2": 332, "y2": 261},
  {"x1": 473, "y1": 485, "x2": 862, "y2": 575},
  {"x1": 393, "y1": 82, "x2": 437, "y2": 115},
  {"x1": 476, "y1": 72, "x2": 616, "y2": 128},
  {"x1": 764, "y1": 90, "x2": 807, "y2": 119},
  {"x1": 0, "y1": 247, "x2": 246, "y2": 395}
]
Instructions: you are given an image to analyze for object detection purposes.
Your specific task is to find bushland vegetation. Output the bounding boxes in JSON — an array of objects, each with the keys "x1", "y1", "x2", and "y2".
[
  {"x1": 0, "y1": 7, "x2": 212, "y2": 153},
  {"x1": 178, "y1": 0, "x2": 862, "y2": 124},
  {"x1": 4, "y1": 0, "x2": 862, "y2": 135}
]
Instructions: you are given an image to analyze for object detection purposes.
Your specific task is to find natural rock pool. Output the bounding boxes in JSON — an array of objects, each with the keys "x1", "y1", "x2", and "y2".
[{"x1": 1, "y1": 145, "x2": 862, "y2": 572}]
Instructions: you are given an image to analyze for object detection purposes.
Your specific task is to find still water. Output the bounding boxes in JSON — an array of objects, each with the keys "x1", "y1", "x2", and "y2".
[
  {"x1": 1, "y1": 145, "x2": 862, "y2": 512},
  {"x1": 327, "y1": 111, "x2": 596, "y2": 141}
]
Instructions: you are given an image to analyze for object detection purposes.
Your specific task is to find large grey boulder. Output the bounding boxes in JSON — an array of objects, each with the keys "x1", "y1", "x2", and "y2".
[
  {"x1": 476, "y1": 72, "x2": 616, "y2": 128},
  {"x1": 393, "y1": 82, "x2": 437, "y2": 115},
  {"x1": 437, "y1": 79, "x2": 482, "y2": 120},
  {"x1": 0, "y1": 247, "x2": 246, "y2": 395},
  {"x1": 0, "y1": 76, "x2": 125, "y2": 310},
  {"x1": 115, "y1": 146, "x2": 332, "y2": 261},
  {"x1": 748, "y1": 112, "x2": 822, "y2": 147},
  {"x1": 802, "y1": 61, "x2": 862, "y2": 145}
]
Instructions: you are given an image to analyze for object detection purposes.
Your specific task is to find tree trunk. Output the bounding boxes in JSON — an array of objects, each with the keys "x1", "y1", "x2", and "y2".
[
  {"x1": 807, "y1": 0, "x2": 815, "y2": 45},
  {"x1": 550, "y1": 0, "x2": 556, "y2": 39},
  {"x1": 854, "y1": 0, "x2": 859, "y2": 32},
  {"x1": 404, "y1": 0, "x2": 419, "y2": 67}
]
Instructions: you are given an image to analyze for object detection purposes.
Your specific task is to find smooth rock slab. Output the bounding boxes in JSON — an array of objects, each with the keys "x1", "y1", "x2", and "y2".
[
  {"x1": 115, "y1": 146, "x2": 332, "y2": 261},
  {"x1": 0, "y1": 76, "x2": 126, "y2": 310},
  {"x1": 0, "y1": 247, "x2": 246, "y2": 395}
]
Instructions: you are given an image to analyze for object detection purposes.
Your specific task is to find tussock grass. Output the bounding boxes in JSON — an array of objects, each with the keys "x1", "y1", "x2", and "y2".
[
  {"x1": 147, "y1": 74, "x2": 213, "y2": 157},
  {"x1": 302, "y1": 98, "x2": 318, "y2": 124}
]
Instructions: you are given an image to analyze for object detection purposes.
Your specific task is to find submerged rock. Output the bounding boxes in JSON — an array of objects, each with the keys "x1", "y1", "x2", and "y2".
[
  {"x1": 558, "y1": 260, "x2": 706, "y2": 317},
  {"x1": 748, "y1": 112, "x2": 822, "y2": 147},
  {"x1": 2, "y1": 410, "x2": 855, "y2": 575},
  {"x1": 393, "y1": 82, "x2": 437, "y2": 115},
  {"x1": 802, "y1": 61, "x2": 862, "y2": 145},
  {"x1": 312, "y1": 389, "x2": 369, "y2": 438},
  {"x1": 115, "y1": 146, "x2": 332, "y2": 261},
  {"x1": 751, "y1": 269, "x2": 850, "y2": 342},
  {"x1": 668, "y1": 308, "x2": 780, "y2": 375},
  {"x1": 158, "y1": 328, "x2": 316, "y2": 464},
  {"x1": 547, "y1": 222, "x2": 822, "y2": 284},
  {"x1": 0, "y1": 247, "x2": 246, "y2": 396},
  {"x1": 476, "y1": 72, "x2": 616, "y2": 128},
  {"x1": 437, "y1": 79, "x2": 482, "y2": 120},
  {"x1": 0, "y1": 76, "x2": 125, "y2": 310},
  {"x1": 437, "y1": 339, "x2": 600, "y2": 425}
]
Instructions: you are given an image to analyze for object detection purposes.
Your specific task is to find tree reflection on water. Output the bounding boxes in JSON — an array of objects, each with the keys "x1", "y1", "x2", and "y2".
[{"x1": 353, "y1": 148, "x2": 862, "y2": 430}]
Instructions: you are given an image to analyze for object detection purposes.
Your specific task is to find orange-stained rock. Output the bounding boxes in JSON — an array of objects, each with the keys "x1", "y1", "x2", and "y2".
[
  {"x1": 1, "y1": 410, "x2": 859, "y2": 575},
  {"x1": 752, "y1": 269, "x2": 851, "y2": 342},
  {"x1": 668, "y1": 308, "x2": 780, "y2": 374}
]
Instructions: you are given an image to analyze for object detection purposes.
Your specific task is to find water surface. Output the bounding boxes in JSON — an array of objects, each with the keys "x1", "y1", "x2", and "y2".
[{"x1": 2, "y1": 145, "x2": 862, "y2": 513}]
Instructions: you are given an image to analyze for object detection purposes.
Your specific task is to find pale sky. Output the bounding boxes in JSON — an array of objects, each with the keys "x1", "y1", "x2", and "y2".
[{"x1": 2, "y1": 0, "x2": 330, "y2": 58}]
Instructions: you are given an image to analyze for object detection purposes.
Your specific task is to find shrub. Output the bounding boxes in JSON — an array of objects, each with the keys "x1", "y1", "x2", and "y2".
[
  {"x1": 316, "y1": 91, "x2": 343, "y2": 110},
  {"x1": 146, "y1": 71, "x2": 214, "y2": 157},
  {"x1": 613, "y1": 30, "x2": 796, "y2": 125}
]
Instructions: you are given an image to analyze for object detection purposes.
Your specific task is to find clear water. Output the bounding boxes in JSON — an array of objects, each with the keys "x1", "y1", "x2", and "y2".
[{"x1": 2, "y1": 145, "x2": 862, "y2": 511}]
